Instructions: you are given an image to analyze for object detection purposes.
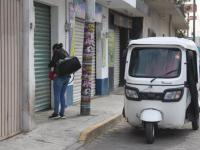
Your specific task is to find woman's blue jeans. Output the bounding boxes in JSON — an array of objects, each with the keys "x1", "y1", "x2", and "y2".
[{"x1": 53, "y1": 75, "x2": 70, "y2": 116}]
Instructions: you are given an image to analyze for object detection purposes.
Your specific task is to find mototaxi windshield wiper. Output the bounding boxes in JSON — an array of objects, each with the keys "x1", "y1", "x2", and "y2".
[{"x1": 150, "y1": 69, "x2": 178, "y2": 83}]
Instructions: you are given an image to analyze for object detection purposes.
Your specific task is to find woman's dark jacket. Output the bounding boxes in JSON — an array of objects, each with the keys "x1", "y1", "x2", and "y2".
[{"x1": 49, "y1": 48, "x2": 70, "y2": 68}]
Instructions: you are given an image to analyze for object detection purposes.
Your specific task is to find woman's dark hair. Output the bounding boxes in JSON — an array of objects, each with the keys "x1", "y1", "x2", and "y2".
[
  {"x1": 52, "y1": 43, "x2": 63, "y2": 50},
  {"x1": 58, "y1": 43, "x2": 63, "y2": 49},
  {"x1": 52, "y1": 43, "x2": 58, "y2": 50}
]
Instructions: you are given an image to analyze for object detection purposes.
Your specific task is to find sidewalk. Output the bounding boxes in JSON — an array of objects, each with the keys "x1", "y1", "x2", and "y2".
[{"x1": 0, "y1": 90, "x2": 124, "y2": 150}]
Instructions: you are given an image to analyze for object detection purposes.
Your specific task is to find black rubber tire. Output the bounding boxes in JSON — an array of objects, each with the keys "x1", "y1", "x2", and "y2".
[
  {"x1": 145, "y1": 122, "x2": 155, "y2": 144},
  {"x1": 122, "y1": 107, "x2": 125, "y2": 118},
  {"x1": 155, "y1": 123, "x2": 159, "y2": 135},
  {"x1": 192, "y1": 118, "x2": 199, "y2": 130}
]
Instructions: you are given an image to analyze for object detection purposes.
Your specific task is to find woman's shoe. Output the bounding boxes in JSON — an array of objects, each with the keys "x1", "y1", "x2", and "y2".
[
  {"x1": 60, "y1": 115, "x2": 66, "y2": 119},
  {"x1": 49, "y1": 113, "x2": 60, "y2": 119}
]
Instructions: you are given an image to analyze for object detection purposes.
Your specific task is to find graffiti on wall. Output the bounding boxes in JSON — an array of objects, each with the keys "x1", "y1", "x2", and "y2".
[
  {"x1": 74, "y1": 0, "x2": 86, "y2": 19},
  {"x1": 69, "y1": 2, "x2": 76, "y2": 56},
  {"x1": 73, "y1": 0, "x2": 103, "y2": 22}
]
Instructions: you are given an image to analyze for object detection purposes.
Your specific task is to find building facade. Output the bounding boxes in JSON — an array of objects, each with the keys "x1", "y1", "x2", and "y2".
[
  {"x1": 0, "y1": 0, "x2": 187, "y2": 140},
  {"x1": 143, "y1": 0, "x2": 187, "y2": 37}
]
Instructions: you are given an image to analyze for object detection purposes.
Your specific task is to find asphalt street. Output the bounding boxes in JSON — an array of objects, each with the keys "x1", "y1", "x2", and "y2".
[{"x1": 80, "y1": 119, "x2": 200, "y2": 150}]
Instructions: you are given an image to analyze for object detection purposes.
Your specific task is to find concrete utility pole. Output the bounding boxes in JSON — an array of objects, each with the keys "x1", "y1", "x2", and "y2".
[
  {"x1": 81, "y1": 0, "x2": 96, "y2": 115},
  {"x1": 193, "y1": 0, "x2": 196, "y2": 42}
]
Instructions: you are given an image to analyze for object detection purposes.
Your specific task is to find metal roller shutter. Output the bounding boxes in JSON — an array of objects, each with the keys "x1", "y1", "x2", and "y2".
[
  {"x1": 34, "y1": 2, "x2": 51, "y2": 111},
  {"x1": 73, "y1": 19, "x2": 84, "y2": 102},
  {"x1": 114, "y1": 28, "x2": 120, "y2": 88},
  {"x1": 0, "y1": 0, "x2": 23, "y2": 140}
]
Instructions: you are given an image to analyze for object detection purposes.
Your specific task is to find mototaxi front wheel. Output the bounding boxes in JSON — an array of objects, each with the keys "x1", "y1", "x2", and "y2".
[{"x1": 145, "y1": 122, "x2": 156, "y2": 144}]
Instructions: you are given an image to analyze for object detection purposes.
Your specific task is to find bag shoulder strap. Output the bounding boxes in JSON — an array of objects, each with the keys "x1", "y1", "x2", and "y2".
[{"x1": 68, "y1": 73, "x2": 75, "y2": 84}]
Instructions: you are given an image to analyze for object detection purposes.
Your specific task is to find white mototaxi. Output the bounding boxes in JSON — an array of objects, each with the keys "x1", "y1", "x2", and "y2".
[{"x1": 124, "y1": 37, "x2": 200, "y2": 144}]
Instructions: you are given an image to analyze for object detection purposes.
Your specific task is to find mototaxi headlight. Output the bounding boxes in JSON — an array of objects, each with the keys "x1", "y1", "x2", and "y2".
[
  {"x1": 125, "y1": 88, "x2": 139, "y2": 100},
  {"x1": 163, "y1": 89, "x2": 183, "y2": 101}
]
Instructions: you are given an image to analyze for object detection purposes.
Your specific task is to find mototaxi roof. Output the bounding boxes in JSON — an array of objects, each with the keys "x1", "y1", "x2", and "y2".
[{"x1": 128, "y1": 37, "x2": 198, "y2": 52}]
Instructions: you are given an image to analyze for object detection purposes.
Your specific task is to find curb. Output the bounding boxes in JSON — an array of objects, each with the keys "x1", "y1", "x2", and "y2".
[{"x1": 79, "y1": 113, "x2": 123, "y2": 144}]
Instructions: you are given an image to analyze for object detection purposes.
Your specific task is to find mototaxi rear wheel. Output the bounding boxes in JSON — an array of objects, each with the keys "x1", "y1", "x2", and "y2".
[{"x1": 192, "y1": 118, "x2": 199, "y2": 130}]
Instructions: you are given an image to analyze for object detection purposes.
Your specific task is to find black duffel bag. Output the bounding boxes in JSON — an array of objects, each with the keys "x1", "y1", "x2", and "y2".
[{"x1": 55, "y1": 57, "x2": 81, "y2": 76}]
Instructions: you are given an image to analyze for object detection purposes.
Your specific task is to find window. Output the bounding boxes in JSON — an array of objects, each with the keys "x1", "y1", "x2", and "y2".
[{"x1": 129, "y1": 48, "x2": 181, "y2": 78}]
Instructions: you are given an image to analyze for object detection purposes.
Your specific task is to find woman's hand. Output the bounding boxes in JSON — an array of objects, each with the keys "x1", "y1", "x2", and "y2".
[{"x1": 48, "y1": 71, "x2": 57, "y2": 80}]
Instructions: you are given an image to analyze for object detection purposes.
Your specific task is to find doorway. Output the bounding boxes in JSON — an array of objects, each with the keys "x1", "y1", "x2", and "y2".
[
  {"x1": 119, "y1": 27, "x2": 129, "y2": 86},
  {"x1": 34, "y1": 2, "x2": 51, "y2": 111}
]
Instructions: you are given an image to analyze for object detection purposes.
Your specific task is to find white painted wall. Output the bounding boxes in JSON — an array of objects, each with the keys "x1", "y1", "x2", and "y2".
[
  {"x1": 96, "y1": 6, "x2": 109, "y2": 79},
  {"x1": 22, "y1": 0, "x2": 35, "y2": 131},
  {"x1": 142, "y1": 9, "x2": 176, "y2": 37},
  {"x1": 171, "y1": 27, "x2": 176, "y2": 36},
  {"x1": 123, "y1": 0, "x2": 136, "y2": 8},
  {"x1": 34, "y1": 0, "x2": 67, "y2": 49}
]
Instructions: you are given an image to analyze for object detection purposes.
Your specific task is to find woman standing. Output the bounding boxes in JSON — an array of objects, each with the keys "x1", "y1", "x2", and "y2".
[{"x1": 48, "y1": 43, "x2": 71, "y2": 119}]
